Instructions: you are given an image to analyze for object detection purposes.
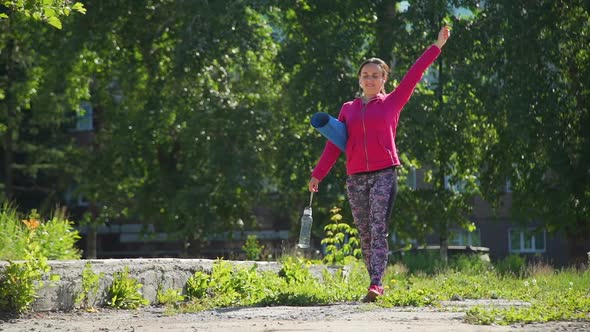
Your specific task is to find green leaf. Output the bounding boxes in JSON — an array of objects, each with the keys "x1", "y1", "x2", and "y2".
[
  {"x1": 71, "y1": 2, "x2": 87, "y2": 14},
  {"x1": 0, "y1": 13, "x2": 8, "y2": 19},
  {"x1": 46, "y1": 16, "x2": 62, "y2": 29}
]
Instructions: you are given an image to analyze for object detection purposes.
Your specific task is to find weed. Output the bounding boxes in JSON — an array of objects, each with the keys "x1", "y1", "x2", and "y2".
[
  {"x1": 167, "y1": 257, "x2": 590, "y2": 326},
  {"x1": 186, "y1": 270, "x2": 210, "y2": 300},
  {"x1": 396, "y1": 250, "x2": 442, "y2": 275},
  {"x1": 242, "y1": 235, "x2": 264, "y2": 261},
  {"x1": 106, "y1": 267, "x2": 149, "y2": 309},
  {"x1": 75, "y1": 262, "x2": 104, "y2": 310},
  {"x1": 0, "y1": 203, "x2": 27, "y2": 260},
  {"x1": 496, "y1": 254, "x2": 526, "y2": 276},
  {"x1": 0, "y1": 205, "x2": 81, "y2": 261},
  {"x1": 36, "y1": 207, "x2": 81, "y2": 260},
  {"x1": 278, "y1": 256, "x2": 314, "y2": 284},
  {"x1": 175, "y1": 258, "x2": 367, "y2": 314},
  {"x1": 157, "y1": 286, "x2": 184, "y2": 306},
  {"x1": 321, "y1": 207, "x2": 361, "y2": 265},
  {"x1": 0, "y1": 214, "x2": 52, "y2": 313},
  {"x1": 448, "y1": 254, "x2": 492, "y2": 274}
]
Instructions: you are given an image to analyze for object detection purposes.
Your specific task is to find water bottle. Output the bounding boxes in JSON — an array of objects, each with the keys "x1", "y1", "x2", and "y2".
[
  {"x1": 297, "y1": 192, "x2": 314, "y2": 249},
  {"x1": 298, "y1": 207, "x2": 313, "y2": 249}
]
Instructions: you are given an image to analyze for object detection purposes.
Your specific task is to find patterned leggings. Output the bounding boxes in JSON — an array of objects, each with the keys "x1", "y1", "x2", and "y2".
[{"x1": 346, "y1": 167, "x2": 398, "y2": 286}]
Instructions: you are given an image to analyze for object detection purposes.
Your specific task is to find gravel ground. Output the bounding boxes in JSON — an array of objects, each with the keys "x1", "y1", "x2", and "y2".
[{"x1": 1, "y1": 301, "x2": 589, "y2": 332}]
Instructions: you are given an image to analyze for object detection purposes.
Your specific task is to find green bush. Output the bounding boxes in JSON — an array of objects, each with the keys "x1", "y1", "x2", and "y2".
[
  {"x1": 107, "y1": 267, "x2": 149, "y2": 309},
  {"x1": 186, "y1": 260, "x2": 277, "y2": 307},
  {"x1": 0, "y1": 203, "x2": 27, "y2": 260},
  {"x1": 398, "y1": 250, "x2": 443, "y2": 275},
  {"x1": 186, "y1": 270, "x2": 210, "y2": 300},
  {"x1": 242, "y1": 235, "x2": 264, "y2": 261},
  {"x1": 278, "y1": 256, "x2": 314, "y2": 284},
  {"x1": 495, "y1": 254, "x2": 527, "y2": 276},
  {"x1": 449, "y1": 254, "x2": 492, "y2": 274},
  {"x1": 321, "y1": 207, "x2": 361, "y2": 265},
  {"x1": 37, "y1": 208, "x2": 81, "y2": 260},
  {"x1": 0, "y1": 205, "x2": 81, "y2": 261},
  {"x1": 75, "y1": 262, "x2": 104, "y2": 310},
  {"x1": 157, "y1": 287, "x2": 184, "y2": 306},
  {"x1": 0, "y1": 214, "x2": 53, "y2": 313},
  {"x1": 176, "y1": 258, "x2": 368, "y2": 313},
  {"x1": 0, "y1": 262, "x2": 43, "y2": 312}
]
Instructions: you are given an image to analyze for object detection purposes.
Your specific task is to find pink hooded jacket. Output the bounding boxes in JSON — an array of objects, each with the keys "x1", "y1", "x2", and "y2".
[{"x1": 311, "y1": 45, "x2": 441, "y2": 181}]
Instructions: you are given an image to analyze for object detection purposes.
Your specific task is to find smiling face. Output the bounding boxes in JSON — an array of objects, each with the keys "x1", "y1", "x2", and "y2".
[{"x1": 359, "y1": 63, "x2": 387, "y2": 98}]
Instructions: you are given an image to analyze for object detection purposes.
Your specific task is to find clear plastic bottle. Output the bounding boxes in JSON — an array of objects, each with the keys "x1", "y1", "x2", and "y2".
[{"x1": 297, "y1": 206, "x2": 313, "y2": 249}]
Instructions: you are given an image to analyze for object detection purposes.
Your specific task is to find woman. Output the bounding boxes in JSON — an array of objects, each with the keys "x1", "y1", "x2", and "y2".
[{"x1": 308, "y1": 26, "x2": 450, "y2": 302}]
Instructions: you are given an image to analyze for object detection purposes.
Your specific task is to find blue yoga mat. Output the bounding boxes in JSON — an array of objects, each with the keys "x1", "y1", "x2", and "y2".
[{"x1": 311, "y1": 112, "x2": 347, "y2": 152}]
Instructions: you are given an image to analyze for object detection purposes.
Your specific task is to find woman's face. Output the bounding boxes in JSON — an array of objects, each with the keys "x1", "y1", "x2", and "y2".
[{"x1": 359, "y1": 63, "x2": 386, "y2": 96}]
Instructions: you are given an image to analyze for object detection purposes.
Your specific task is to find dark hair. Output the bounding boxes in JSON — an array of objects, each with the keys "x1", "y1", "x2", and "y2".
[{"x1": 357, "y1": 58, "x2": 390, "y2": 95}]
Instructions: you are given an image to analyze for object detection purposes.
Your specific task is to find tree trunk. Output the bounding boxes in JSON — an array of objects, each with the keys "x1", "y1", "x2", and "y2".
[
  {"x1": 86, "y1": 223, "x2": 98, "y2": 259},
  {"x1": 375, "y1": 1, "x2": 396, "y2": 64},
  {"x1": 84, "y1": 205, "x2": 99, "y2": 259}
]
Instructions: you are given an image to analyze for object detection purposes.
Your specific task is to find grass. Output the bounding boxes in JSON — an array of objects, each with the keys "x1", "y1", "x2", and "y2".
[{"x1": 166, "y1": 255, "x2": 590, "y2": 326}]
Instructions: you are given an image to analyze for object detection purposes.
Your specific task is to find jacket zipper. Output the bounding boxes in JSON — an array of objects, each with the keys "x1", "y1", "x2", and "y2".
[{"x1": 361, "y1": 102, "x2": 370, "y2": 171}]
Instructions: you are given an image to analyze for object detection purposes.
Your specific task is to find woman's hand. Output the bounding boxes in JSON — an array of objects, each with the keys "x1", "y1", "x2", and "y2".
[
  {"x1": 434, "y1": 26, "x2": 450, "y2": 49},
  {"x1": 308, "y1": 177, "x2": 320, "y2": 192}
]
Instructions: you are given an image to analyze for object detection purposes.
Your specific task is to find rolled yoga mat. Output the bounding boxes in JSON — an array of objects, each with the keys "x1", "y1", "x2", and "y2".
[{"x1": 310, "y1": 112, "x2": 347, "y2": 152}]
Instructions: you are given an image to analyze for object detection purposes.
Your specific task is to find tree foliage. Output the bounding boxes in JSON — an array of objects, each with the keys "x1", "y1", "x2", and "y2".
[
  {"x1": 469, "y1": 0, "x2": 590, "y2": 259},
  {"x1": 1, "y1": 0, "x2": 86, "y2": 29},
  {"x1": 0, "y1": 12, "x2": 85, "y2": 210},
  {"x1": 61, "y1": 1, "x2": 284, "y2": 252},
  {"x1": 1, "y1": 0, "x2": 588, "y2": 261}
]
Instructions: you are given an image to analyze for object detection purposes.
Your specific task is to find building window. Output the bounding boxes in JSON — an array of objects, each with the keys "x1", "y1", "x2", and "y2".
[
  {"x1": 75, "y1": 101, "x2": 94, "y2": 131},
  {"x1": 449, "y1": 228, "x2": 481, "y2": 247},
  {"x1": 509, "y1": 228, "x2": 546, "y2": 253}
]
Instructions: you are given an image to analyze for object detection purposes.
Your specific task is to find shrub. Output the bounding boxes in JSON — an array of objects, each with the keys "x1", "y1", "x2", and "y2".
[
  {"x1": 157, "y1": 287, "x2": 184, "y2": 306},
  {"x1": 0, "y1": 203, "x2": 28, "y2": 260},
  {"x1": 186, "y1": 271, "x2": 210, "y2": 300},
  {"x1": 0, "y1": 215, "x2": 54, "y2": 313},
  {"x1": 0, "y1": 205, "x2": 81, "y2": 261},
  {"x1": 278, "y1": 256, "x2": 314, "y2": 284},
  {"x1": 449, "y1": 254, "x2": 492, "y2": 274},
  {"x1": 75, "y1": 262, "x2": 104, "y2": 310},
  {"x1": 399, "y1": 250, "x2": 442, "y2": 275},
  {"x1": 107, "y1": 267, "x2": 149, "y2": 309},
  {"x1": 242, "y1": 235, "x2": 264, "y2": 261},
  {"x1": 496, "y1": 254, "x2": 527, "y2": 276},
  {"x1": 36, "y1": 208, "x2": 81, "y2": 260},
  {"x1": 321, "y1": 207, "x2": 361, "y2": 265}
]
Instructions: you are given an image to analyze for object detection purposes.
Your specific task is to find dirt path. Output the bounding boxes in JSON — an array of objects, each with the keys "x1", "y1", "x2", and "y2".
[{"x1": 1, "y1": 302, "x2": 588, "y2": 332}]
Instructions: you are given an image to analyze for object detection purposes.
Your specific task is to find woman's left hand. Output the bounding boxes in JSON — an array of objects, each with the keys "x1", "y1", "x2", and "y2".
[{"x1": 435, "y1": 26, "x2": 450, "y2": 49}]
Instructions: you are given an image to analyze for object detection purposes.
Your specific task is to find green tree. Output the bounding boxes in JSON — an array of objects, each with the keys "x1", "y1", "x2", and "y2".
[
  {"x1": 0, "y1": 13, "x2": 85, "y2": 210},
  {"x1": 271, "y1": 0, "x2": 381, "y2": 238},
  {"x1": 0, "y1": 0, "x2": 85, "y2": 29},
  {"x1": 470, "y1": 1, "x2": 590, "y2": 263},
  {"x1": 275, "y1": 0, "x2": 489, "y2": 263},
  {"x1": 64, "y1": 1, "x2": 284, "y2": 255},
  {"x1": 392, "y1": 0, "x2": 493, "y2": 262}
]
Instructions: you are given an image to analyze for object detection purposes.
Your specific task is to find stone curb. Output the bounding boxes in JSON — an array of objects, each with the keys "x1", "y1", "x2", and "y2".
[{"x1": 0, "y1": 259, "x2": 347, "y2": 312}]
